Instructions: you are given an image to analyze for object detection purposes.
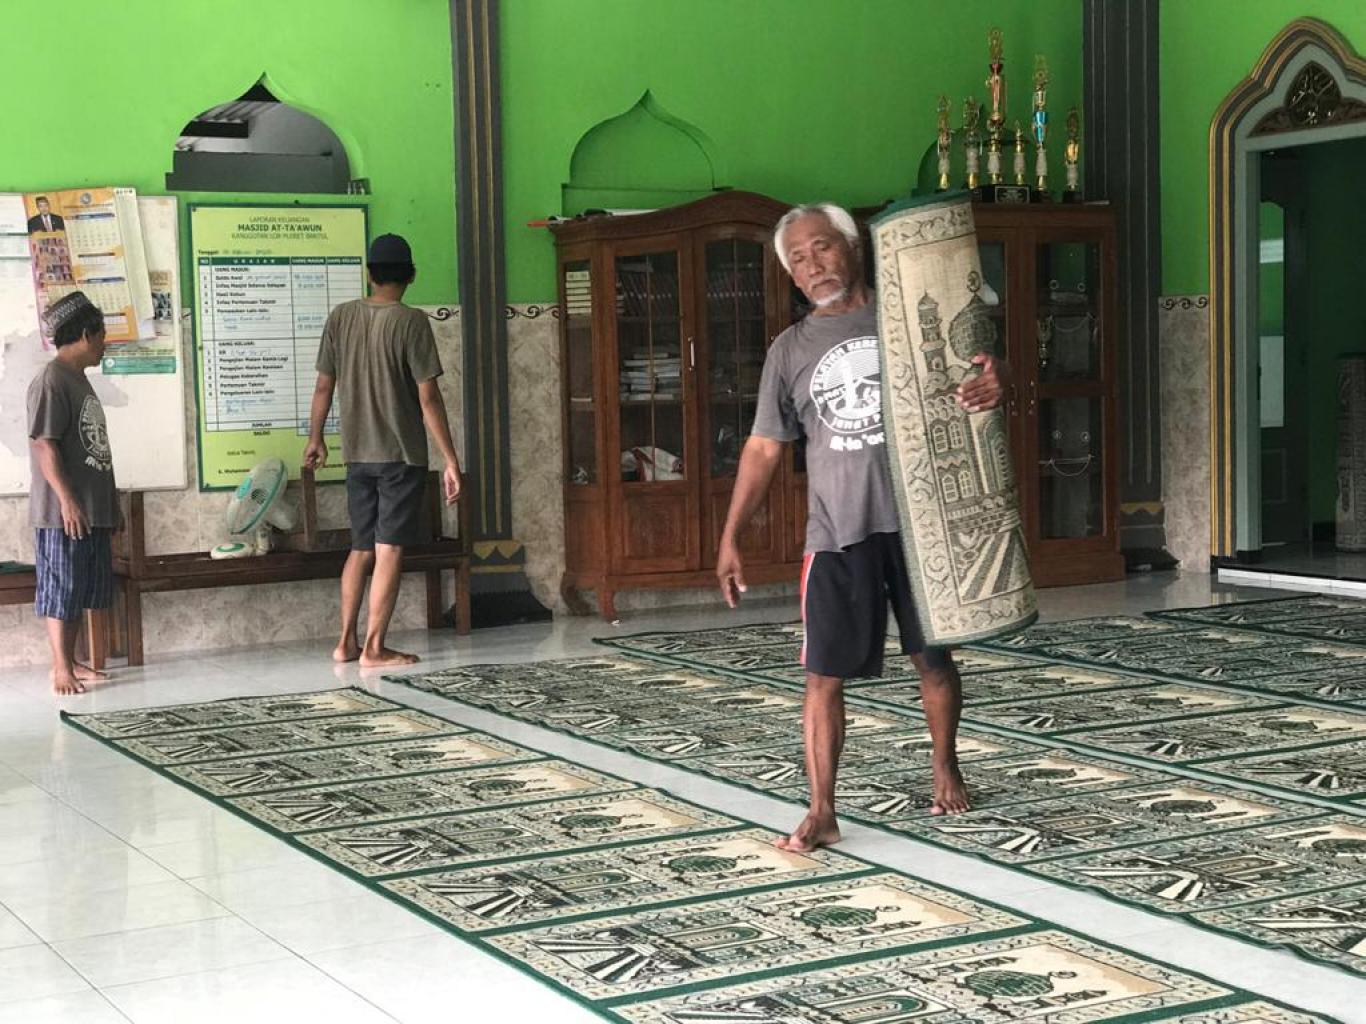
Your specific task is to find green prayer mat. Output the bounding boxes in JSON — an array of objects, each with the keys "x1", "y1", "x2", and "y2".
[
  {"x1": 386, "y1": 596, "x2": 1366, "y2": 976},
  {"x1": 62, "y1": 687, "x2": 1337, "y2": 1023}
]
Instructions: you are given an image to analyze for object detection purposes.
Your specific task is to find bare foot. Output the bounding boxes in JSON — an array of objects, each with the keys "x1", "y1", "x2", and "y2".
[
  {"x1": 72, "y1": 663, "x2": 109, "y2": 682},
  {"x1": 930, "y1": 759, "x2": 971, "y2": 815},
  {"x1": 52, "y1": 670, "x2": 86, "y2": 696},
  {"x1": 773, "y1": 812, "x2": 841, "y2": 852},
  {"x1": 332, "y1": 642, "x2": 361, "y2": 663},
  {"x1": 359, "y1": 647, "x2": 420, "y2": 668}
]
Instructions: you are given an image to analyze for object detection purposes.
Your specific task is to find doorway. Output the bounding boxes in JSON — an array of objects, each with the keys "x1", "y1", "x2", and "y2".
[
  {"x1": 1250, "y1": 137, "x2": 1366, "y2": 569},
  {"x1": 1255, "y1": 163, "x2": 1305, "y2": 548},
  {"x1": 1208, "y1": 19, "x2": 1366, "y2": 566}
]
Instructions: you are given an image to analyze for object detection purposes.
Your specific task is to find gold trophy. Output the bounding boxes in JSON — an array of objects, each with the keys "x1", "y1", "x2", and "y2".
[
  {"x1": 985, "y1": 28, "x2": 1006, "y2": 186},
  {"x1": 934, "y1": 96, "x2": 956, "y2": 193},
  {"x1": 928, "y1": 96, "x2": 950, "y2": 193},
  {"x1": 1032, "y1": 56, "x2": 1050, "y2": 199},
  {"x1": 1063, "y1": 106, "x2": 1082, "y2": 203},
  {"x1": 1013, "y1": 119, "x2": 1028, "y2": 186},
  {"x1": 962, "y1": 97, "x2": 983, "y2": 191}
]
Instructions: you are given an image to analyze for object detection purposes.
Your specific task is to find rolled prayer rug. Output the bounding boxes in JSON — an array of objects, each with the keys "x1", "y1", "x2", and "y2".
[{"x1": 871, "y1": 192, "x2": 1037, "y2": 646}]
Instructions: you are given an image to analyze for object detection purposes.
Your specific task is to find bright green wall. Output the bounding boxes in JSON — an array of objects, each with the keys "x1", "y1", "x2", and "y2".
[
  {"x1": 0, "y1": 0, "x2": 456, "y2": 304},
  {"x1": 1161, "y1": 1, "x2": 1366, "y2": 294},
  {"x1": 502, "y1": 0, "x2": 1084, "y2": 301}
]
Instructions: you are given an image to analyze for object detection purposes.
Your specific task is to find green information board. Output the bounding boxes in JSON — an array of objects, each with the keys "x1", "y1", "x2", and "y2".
[{"x1": 189, "y1": 205, "x2": 367, "y2": 490}]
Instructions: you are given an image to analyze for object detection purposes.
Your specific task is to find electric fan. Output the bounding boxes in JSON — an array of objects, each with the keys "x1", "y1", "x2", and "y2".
[{"x1": 209, "y1": 457, "x2": 299, "y2": 559}]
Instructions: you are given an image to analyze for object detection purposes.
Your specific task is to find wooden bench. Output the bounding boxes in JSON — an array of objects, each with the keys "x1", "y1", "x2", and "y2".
[
  {"x1": 2, "y1": 565, "x2": 112, "y2": 670},
  {"x1": 108, "y1": 469, "x2": 470, "y2": 665}
]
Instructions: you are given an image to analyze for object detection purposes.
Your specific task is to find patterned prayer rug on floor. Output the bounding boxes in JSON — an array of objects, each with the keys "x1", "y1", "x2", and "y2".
[
  {"x1": 391, "y1": 637, "x2": 1366, "y2": 975},
  {"x1": 1196, "y1": 884, "x2": 1366, "y2": 976},
  {"x1": 993, "y1": 628, "x2": 1366, "y2": 691},
  {"x1": 610, "y1": 935, "x2": 1313, "y2": 1024},
  {"x1": 60, "y1": 688, "x2": 1336, "y2": 1023},
  {"x1": 598, "y1": 623, "x2": 1044, "y2": 687},
  {"x1": 1150, "y1": 595, "x2": 1363, "y2": 630}
]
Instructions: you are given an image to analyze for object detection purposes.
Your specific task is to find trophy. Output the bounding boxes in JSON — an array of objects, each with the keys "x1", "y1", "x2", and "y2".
[
  {"x1": 985, "y1": 28, "x2": 1005, "y2": 186},
  {"x1": 1013, "y1": 120, "x2": 1028, "y2": 186},
  {"x1": 936, "y1": 95, "x2": 952, "y2": 192},
  {"x1": 1063, "y1": 106, "x2": 1082, "y2": 203},
  {"x1": 962, "y1": 97, "x2": 983, "y2": 191},
  {"x1": 1032, "y1": 55, "x2": 1050, "y2": 199},
  {"x1": 977, "y1": 29, "x2": 1030, "y2": 203}
]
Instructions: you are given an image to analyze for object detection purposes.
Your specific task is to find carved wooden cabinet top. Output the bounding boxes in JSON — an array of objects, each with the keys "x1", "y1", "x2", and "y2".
[{"x1": 549, "y1": 191, "x2": 792, "y2": 244}]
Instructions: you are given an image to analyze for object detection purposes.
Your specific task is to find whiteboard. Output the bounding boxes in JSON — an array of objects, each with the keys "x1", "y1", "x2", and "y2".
[{"x1": 0, "y1": 193, "x2": 187, "y2": 493}]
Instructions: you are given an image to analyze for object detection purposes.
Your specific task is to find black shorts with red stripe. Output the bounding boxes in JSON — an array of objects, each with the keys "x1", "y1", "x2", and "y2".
[{"x1": 800, "y1": 531, "x2": 950, "y2": 680}]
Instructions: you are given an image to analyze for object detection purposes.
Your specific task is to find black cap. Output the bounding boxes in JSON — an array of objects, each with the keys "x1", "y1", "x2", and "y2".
[
  {"x1": 43, "y1": 291, "x2": 100, "y2": 333},
  {"x1": 367, "y1": 233, "x2": 412, "y2": 264}
]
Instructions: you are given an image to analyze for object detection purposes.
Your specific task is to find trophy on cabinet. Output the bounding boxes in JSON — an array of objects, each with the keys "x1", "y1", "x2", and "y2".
[
  {"x1": 1032, "y1": 55, "x2": 1051, "y2": 201},
  {"x1": 1063, "y1": 107, "x2": 1083, "y2": 203},
  {"x1": 985, "y1": 28, "x2": 1005, "y2": 186},
  {"x1": 936, "y1": 95, "x2": 952, "y2": 192},
  {"x1": 979, "y1": 28, "x2": 1030, "y2": 203},
  {"x1": 963, "y1": 97, "x2": 983, "y2": 191}
]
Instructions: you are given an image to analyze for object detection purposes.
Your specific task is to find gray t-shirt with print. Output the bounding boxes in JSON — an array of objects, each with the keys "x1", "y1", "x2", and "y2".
[
  {"x1": 27, "y1": 359, "x2": 117, "y2": 528},
  {"x1": 751, "y1": 301, "x2": 899, "y2": 553}
]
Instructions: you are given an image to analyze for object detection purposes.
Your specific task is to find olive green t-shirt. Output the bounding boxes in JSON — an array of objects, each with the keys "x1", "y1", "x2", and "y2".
[{"x1": 315, "y1": 299, "x2": 442, "y2": 466}]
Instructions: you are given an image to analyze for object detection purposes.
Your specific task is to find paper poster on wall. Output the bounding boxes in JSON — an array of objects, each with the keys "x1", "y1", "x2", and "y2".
[
  {"x1": 0, "y1": 194, "x2": 42, "y2": 493},
  {"x1": 23, "y1": 187, "x2": 154, "y2": 344},
  {"x1": 189, "y1": 204, "x2": 366, "y2": 490},
  {"x1": 0, "y1": 193, "x2": 188, "y2": 495}
]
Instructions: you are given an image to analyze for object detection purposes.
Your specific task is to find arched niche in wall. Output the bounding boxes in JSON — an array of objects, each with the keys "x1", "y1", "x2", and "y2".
[
  {"x1": 166, "y1": 78, "x2": 358, "y2": 194},
  {"x1": 562, "y1": 91, "x2": 723, "y2": 215}
]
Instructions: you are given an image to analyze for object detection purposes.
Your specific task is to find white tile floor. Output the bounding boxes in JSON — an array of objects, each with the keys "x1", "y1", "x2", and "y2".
[{"x1": 1, "y1": 571, "x2": 1364, "y2": 1023}]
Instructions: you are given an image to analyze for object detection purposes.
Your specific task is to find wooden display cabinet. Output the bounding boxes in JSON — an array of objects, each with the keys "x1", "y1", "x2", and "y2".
[
  {"x1": 974, "y1": 203, "x2": 1124, "y2": 586},
  {"x1": 552, "y1": 191, "x2": 806, "y2": 618},
  {"x1": 554, "y1": 195, "x2": 1124, "y2": 618}
]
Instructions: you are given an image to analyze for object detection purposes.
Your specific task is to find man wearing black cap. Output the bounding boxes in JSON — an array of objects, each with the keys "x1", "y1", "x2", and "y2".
[
  {"x1": 28, "y1": 291, "x2": 116, "y2": 695},
  {"x1": 303, "y1": 234, "x2": 462, "y2": 667}
]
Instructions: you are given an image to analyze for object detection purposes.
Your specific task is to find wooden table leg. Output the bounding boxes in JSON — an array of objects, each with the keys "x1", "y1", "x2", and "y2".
[
  {"x1": 454, "y1": 561, "x2": 471, "y2": 635},
  {"x1": 85, "y1": 608, "x2": 109, "y2": 671},
  {"x1": 109, "y1": 584, "x2": 127, "y2": 659},
  {"x1": 425, "y1": 569, "x2": 442, "y2": 629},
  {"x1": 126, "y1": 584, "x2": 144, "y2": 667}
]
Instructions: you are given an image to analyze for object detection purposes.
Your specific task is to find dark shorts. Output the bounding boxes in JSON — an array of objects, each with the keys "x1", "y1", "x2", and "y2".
[
  {"x1": 33, "y1": 528, "x2": 113, "y2": 621},
  {"x1": 346, "y1": 462, "x2": 427, "y2": 549},
  {"x1": 800, "y1": 531, "x2": 950, "y2": 680}
]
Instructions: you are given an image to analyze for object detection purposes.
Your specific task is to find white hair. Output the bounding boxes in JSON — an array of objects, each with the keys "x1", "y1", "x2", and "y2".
[{"x1": 773, "y1": 203, "x2": 860, "y2": 273}]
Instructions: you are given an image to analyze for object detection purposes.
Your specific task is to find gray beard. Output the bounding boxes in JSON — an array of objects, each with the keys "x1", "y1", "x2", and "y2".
[{"x1": 812, "y1": 286, "x2": 849, "y2": 308}]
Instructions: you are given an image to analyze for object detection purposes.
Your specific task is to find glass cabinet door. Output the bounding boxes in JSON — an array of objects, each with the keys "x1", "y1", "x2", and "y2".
[
  {"x1": 704, "y1": 238, "x2": 767, "y2": 477},
  {"x1": 615, "y1": 250, "x2": 685, "y2": 483},
  {"x1": 978, "y1": 240, "x2": 1009, "y2": 363},
  {"x1": 1038, "y1": 396, "x2": 1105, "y2": 538},
  {"x1": 1036, "y1": 241, "x2": 1102, "y2": 381},
  {"x1": 562, "y1": 258, "x2": 596, "y2": 485},
  {"x1": 1034, "y1": 238, "x2": 1107, "y2": 541}
]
